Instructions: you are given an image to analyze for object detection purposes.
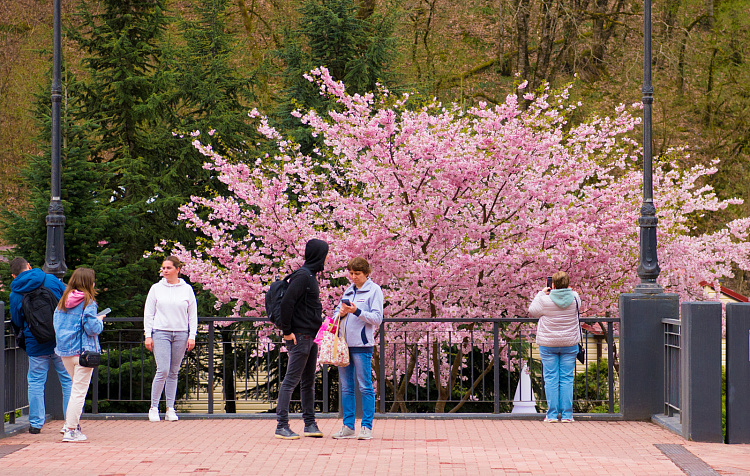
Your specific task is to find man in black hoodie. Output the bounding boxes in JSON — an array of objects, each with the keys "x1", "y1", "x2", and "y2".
[{"x1": 275, "y1": 239, "x2": 328, "y2": 439}]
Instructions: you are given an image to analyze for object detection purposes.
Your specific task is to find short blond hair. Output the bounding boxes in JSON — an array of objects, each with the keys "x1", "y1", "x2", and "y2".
[{"x1": 552, "y1": 271, "x2": 569, "y2": 289}]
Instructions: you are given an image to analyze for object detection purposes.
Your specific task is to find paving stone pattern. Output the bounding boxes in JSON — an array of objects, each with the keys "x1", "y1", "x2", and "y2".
[{"x1": 1, "y1": 419, "x2": 749, "y2": 475}]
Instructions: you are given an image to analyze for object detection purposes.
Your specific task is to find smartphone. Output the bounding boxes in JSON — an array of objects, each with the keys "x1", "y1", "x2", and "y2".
[
  {"x1": 98, "y1": 307, "x2": 111, "y2": 317},
  {"x1": 342, "y1": 299, "x2": 351, "y2": 305},
  {"x1": 546, "y1": 277, "x2": 552, "y2": 288}
]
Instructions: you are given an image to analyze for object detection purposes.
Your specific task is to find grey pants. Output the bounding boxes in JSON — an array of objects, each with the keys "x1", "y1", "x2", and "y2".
[{"x1": 150, "y1": 330, "x2": 189, "y2": 409}]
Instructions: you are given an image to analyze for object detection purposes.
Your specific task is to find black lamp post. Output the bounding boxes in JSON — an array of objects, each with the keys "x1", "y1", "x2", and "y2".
[
  {"x1": 635, "y1": 0, "x2": 661, "y2": 294},
  {"x1": 43, "y1": 0, "x2": 67, "y2": 279}
]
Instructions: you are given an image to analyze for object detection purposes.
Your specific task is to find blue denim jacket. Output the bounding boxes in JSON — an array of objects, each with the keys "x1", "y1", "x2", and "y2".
[{"x1": 54, "y1": 302, "x2": 104, "y2": 357}]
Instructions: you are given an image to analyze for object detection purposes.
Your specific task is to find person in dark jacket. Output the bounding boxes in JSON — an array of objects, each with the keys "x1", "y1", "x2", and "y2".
[
  {"x1": 9, "y1": 257, "x2": 72, "y2": 434},
  {"x1": 275, "y1": 238, "x2": 328, "y2": 440}
]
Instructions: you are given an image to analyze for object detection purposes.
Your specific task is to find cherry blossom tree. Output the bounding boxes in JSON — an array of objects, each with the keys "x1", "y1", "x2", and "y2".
[{"x1": 167, "y1": 68, "x2": 750, "y2": 412}]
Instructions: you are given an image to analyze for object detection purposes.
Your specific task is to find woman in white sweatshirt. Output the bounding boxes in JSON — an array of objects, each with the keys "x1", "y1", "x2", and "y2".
[
  {"x1": 144, "y1": 256, "x2": 197, "y2": 422},
  {"x1": 528, "y1": 271, "x2": 582, "y2": 423}
]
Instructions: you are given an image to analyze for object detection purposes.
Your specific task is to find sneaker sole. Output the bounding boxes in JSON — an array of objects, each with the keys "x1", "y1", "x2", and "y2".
[
  {"x1": 357, "y1": 436, "x2": 373, "y2": 440},
  {"x1": 274, "y1": 434, "x2": 300, "y2": 440},
  {"x1": 303, "y1": 432, "x2": 323, "y2": 437},
  {"x1": 332, "y1": 435, "x2": 357, "y2": 439}
]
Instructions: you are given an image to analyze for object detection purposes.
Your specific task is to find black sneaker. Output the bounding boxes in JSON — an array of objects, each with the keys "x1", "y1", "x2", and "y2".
[
  {"x1": 303, "y1": 422, "x2": 323, "y2": 438},
  {"x1": 29, "y1": 426, "x2": 41, "y2": 434},
  {"x1": 274, "y1": 427, "x2": 300, "y2": 440}
]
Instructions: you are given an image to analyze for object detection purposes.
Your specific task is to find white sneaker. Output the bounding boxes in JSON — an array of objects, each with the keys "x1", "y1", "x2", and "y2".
[
  {"x1": 62, "y1": 428, "x2": 87, "y2": 442},
  {"x1": 357, "y1": 427, "x2": 373, "y2": 440},
  {"x1": 148, "y1": 407, "x2": 160, "y2": 422},
  {"x1": 165, "y1": 408, "x2": 179, "y2": 421},
  {"x1": 60, "y1": 424, "x2": 81, "y2": 434},
  {"x1": 331, "y1": 425, "x2": 356, "y2": 439}
]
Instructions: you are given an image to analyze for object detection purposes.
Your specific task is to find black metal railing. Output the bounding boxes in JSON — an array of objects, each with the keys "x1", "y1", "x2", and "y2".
[
  {"x1": 662, "y1": 317, "x2": 681, "y2": 417},
  {"x1": 2, "y1": 310, "x2": 620, "y2": 430},
  {"x1": 2, "y1": 303, "x2": 31, "y2": 435},
  {"x1": 91, "y1": 316, "x2": 619, "y2": 415}
]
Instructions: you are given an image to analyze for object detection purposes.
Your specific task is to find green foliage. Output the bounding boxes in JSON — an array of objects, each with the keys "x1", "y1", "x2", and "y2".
[
  {"x1": 2, "y1": 0, "x2": 262, "y2": 317},
  {"x1": 573, "y1": 358, "x2": 615, "y2": 412},
  {"x1": 275, "y1": 0, "x2": 396, "y2": 152}
]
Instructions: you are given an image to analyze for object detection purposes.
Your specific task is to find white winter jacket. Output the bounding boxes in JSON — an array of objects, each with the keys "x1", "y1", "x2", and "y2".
[{"x1": 528, "y1": 289, "x2": 581, "y2": 347}]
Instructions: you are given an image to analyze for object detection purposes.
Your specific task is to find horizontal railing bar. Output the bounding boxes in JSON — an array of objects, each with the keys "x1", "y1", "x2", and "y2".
[
  {"x1": 104, "y1": 316, "x2": 620, "y2": 324},
  {"x1": 661, "y1": 318, "x2": 681, "y2": 326}
]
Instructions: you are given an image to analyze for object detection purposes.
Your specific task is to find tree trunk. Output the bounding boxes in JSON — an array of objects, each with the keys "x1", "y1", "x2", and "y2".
[
  {"x1": 533, "y1": 0, "x2": 558, "y2": 88},
  {"x1": 514, "y1": 0, "x2": 531, "y2": 82},
  {"x1": 221, "y1": 328, "x2": 236, "y2": 413}
]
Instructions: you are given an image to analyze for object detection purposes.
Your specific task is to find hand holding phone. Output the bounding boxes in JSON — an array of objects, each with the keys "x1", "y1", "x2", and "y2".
[
  {"x1": 341, "y1": 299, "x2": 351, "y2": 305},
  {"x1": 97, "y1": 307, "x2": 111, "y2": 319},
  {"x1": 546, "y1": 277, "x2": 553, "y2": 289}
]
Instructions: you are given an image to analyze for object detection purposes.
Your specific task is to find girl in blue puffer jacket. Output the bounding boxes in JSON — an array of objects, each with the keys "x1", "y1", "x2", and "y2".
[{"x1": 54, "y1": 267, "x2": 104, "y2": 442}]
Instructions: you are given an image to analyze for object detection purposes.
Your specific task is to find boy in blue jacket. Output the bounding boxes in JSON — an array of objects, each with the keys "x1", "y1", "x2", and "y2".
[{"x1": 9, "y1": 257, "x2": 72, "y2": 434}]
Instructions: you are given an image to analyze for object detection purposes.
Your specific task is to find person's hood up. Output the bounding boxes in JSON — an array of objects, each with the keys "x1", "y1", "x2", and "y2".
[
  {"x1": 66, "y1": 290, "x2": 85, "y2": 308},
  {"x1": 10, "y1": 268, "x2": 47, "y2": 294},
  {"x1": 303, "y1": 239, "x2": 329, "y2": 274},
  {"x1": 549, "y1": 288, "x2": 575, "y2": 309}
]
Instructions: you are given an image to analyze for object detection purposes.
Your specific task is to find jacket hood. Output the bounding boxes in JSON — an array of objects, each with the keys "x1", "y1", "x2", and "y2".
[
  {"x1": 303, "y1": 239, "x2": 329, "y2": 274},
  {"x1": 549, "y1": 288, "x2": 576, "y2": 309},
  {"x1": 10, "y1": 268, "x2": 47, "y2": 294},
  {"x1": 158, "y1": 277, "x2": 189, "y2": 287},
  {"x1": 66, "y1": 290, "x2": 85, "y2": 308}
]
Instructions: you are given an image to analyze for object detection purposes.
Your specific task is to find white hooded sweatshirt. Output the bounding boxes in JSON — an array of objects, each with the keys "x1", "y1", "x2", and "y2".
[{"x1": 144, "y1": 278, "x2": 198, "y2": 340}]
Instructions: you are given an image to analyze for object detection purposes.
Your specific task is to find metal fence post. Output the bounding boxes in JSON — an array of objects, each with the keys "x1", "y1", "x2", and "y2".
[
  {"x1": 379, "y1": 321, "x2": 385, "y2": 413},
  {"x1": 322, "y1": 365, "x2": 329, "y2": 412},
  {"x1": 91, "y1": 368, "x2": 99, "y2": 414},
  {"x1": 208, "y1": 321, "x2": 214, "y2": 414},
  {"x1": 1, "y1": 301, "x2": 6, "y2": 436},
  {"x1": 493, "y1": 321, "x2": 499, "y2": 414},
  {"x1": 604, "y1": 321, "x2": 613, "y2": 413}
]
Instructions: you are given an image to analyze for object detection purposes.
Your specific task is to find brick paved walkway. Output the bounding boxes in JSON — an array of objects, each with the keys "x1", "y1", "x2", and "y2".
[{"x1": 1, "y1": 418, "x2": 749, "y2": 475}]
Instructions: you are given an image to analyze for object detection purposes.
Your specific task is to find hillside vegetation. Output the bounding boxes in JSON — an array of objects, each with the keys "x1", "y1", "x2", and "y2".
[{"x1": 1, "y1": 0, "x2": 748, "y2": 298}]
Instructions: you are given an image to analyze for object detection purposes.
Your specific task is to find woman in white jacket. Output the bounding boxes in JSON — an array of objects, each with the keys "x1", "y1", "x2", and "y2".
[
  {"x1": 144, "y1": 256, "x2": 197, "y2": 422},
  {"x1": 528, "y1": 271, "x2": 581, "y2": 423}
]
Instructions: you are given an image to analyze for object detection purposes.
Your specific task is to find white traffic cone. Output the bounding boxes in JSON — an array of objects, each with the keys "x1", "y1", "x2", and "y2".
[{"x1": 511, "y1": 362, "x2": 538, "y2": 413}]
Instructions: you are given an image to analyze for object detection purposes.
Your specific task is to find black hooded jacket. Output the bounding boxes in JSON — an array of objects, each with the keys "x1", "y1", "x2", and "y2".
[{"x1": 279, "y1": 239, "x2": 329, "y2": 337}]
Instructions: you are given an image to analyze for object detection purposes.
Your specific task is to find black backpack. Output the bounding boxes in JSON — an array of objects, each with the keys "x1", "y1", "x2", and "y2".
[
  {"x1": 21, "y1": 286, "x2": 58, "y2": 343},
  {"x1": 265, "y1": 274, "x2": 292, "y2": 329},
  {"x1": 265, "y1": 269, "x2": 311, "y2": 329}
]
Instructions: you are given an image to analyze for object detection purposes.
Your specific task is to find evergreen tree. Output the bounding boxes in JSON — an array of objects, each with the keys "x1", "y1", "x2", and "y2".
[
  {"x1": 166, "y1": 0, "x2": 258, "y2": 159},
  {"x1": 0, "y1": 69, "x2": 129, "y2": 295},
  {"x1": 276, "y1": 0, "x2": 396, "y2": 151},
  {"x1": 62, "y1": 0, "x2": 173, "y2": 314}
]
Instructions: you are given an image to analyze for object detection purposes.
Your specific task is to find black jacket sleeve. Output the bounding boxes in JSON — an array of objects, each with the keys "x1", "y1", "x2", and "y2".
[{"x1": 279, "y1": 271, "x2": 308, "y2": 335}]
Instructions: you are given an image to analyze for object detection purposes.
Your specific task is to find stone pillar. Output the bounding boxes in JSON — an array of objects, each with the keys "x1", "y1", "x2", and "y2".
[
  {"x1": 726, "y1": 303, "x2": 750, "y2": 444},
  {"x1": 619, "y1": 293, "x2": 679, "y2": 420},
  {"x1": 680, "y1": 302, "x2": 722, "y2": 442}
]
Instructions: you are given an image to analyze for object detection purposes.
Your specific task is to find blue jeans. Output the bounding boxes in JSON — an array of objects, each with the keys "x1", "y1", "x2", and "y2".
[
  {"x1": 150, "y1": 330, "x2": 189, "y2": 408},
  {"x1": 339, "y1": 349, "x2": 375, "y2": 430},
  {"x1": 276, "y1": 335, "x2": 318, "y2": 429},
  {"x1": 539, "y1": 345, "x2": 578, "y2": 420},
  {"x1": 28, "y1": 354, "x2": 72, "y2": 429}
]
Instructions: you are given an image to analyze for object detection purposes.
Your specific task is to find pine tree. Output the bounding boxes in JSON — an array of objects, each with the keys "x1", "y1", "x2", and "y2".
[
  {"x1": 166, "y1": 0, "x2": 258, "y2": 159},
  {"x1": 276, "y1": 0, "x2": 396, "y2": 152},
  {"x1": 0, "y1": 68, "x2": 129, "y2": 294}
]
